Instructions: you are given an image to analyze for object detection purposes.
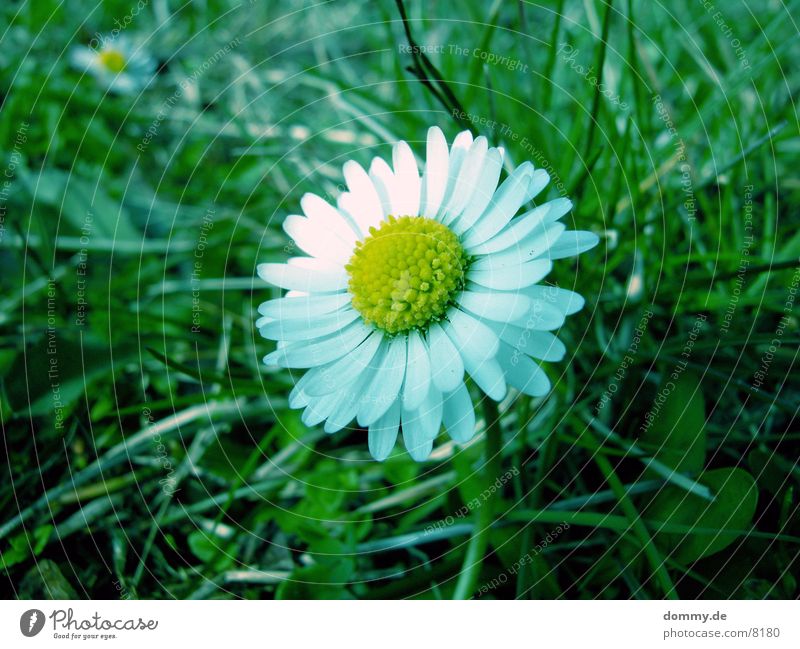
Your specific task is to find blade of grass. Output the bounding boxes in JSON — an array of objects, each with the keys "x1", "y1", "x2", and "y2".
[
  {"x1": 452, "y1": 399, "x2": 501, "y2": 599},
  {"x1": 541, "y1": 0, "x2": 565, "y2": 112},
  {"x1": 589, "y1": 441, "x2": 679, "y2": 599},
  {"x1": 394, "y1": 0, "x2": 468, "y2": 127},
  {"x1": 581, "y1": 0, "x2": 613, "y2": 161}
]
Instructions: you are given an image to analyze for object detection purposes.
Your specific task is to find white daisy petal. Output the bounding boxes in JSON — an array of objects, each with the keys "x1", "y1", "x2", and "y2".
[
  {"x1": 451, "y1": 147, "x2": 504, "y2": 234},
  {"x1": 264, "y1": 320, "x2": 372, "y2": 368},
  {"x1": 70, "y1": 47, "x2": 97, "y2": 70},
  {"x1": 437, "y1": 130, "x2": 474, "y2": 220},
  {"x1": 369, "y1": 399, "x2": 401, "y2": 461},
  {"x1": 467, "y1": 201, "x2": 561, "y2": 255},
  {"x1": 304, "y1": 331, "x2": 384, "y2": 396},
  {"x1": 541, "y1": 197, "x2": 574, "y2": 222},
  {"x1": 286, "y1": 256, "x2": 344, "y2": 272},
  {"x1": 301, "y1": 391, "x2": 340, "y2": 426},
  {"x1": 255, "y1": 313, "x2": 274, "y2": 329},
  {"x1": 471, "y1": 223, "x2": 566, "y2": 269},
  {"x1": 442, "y1": 382, "x2": 476, "y2": 443},
  {"x1": 289, "y1": 388, "x2": 309, "y2": 410},
  {"x1": 402, "y1": 331, "x2": 431, "y2": 412},
  {"x1": 324, "y1": 363, "x2": 379, "y2": 433},
  {"x1": 489, "y1": 324, "x2": 566, "y2": 362},
  {"x1": 258, "y1": 306, "x2": 359, "y2": 341},
  {"x1": 401, "y1": 387, "x2": 442, "y2": 462},
  {"x1": 524, "y1": 169, "x2": 550, "y2": 202},
  {"x1": 441, "y1": 136, "x2": 488, "y2": 225},
  {"x1": 544, "y1": 230, "x2": 601, "y2": 259},
  {"x1": 110, "y1": 75, "x2": 137, "y2": 94},
  {"x1": 420, "y1": 126, "x2": 450, "y2": 219},
  {"x1": 468, "y1": 258, "x2": 552, "y2": 291},
  {"x1": 341, "y1": 160, "x2": 385, "y2": 232},
  {"x1": 508, "y1": 298, "x2": 566, "y2": 331},
  {"x1": 443, "y1": 311, "x2": 507, "y2": 400},
  {"x1": 392, "y1": 140, "x2": 421, "y2": 216},
  {"x1": 258, "y1": 293, "x2": 351, "y2": 320},
  {"x1": 523, "y1": 285, "x2": 586, "y2": 315},
  {"x1": 338, "y1": 192, "x2": 376, "y2": 238},
  {"x1": 443, "y1": 308, "x2": 500, "y2": 361},
  {"x1": 369, "y1": 156, "x2": 399, "y2": 218},
  {"x1": 451, "y1": 129, "x2": 474, "y2": 148},
  {"x1": 461, "y1": 351, "x2": 507, "y2": 401},
  {"x1": 457, "y1": 290, "x2": 532, "y2": 323},
  {"x1": 301, "y1": 192, "x2": 361, "y2": 242},
  {"x1": 357, "y1": 336, "x2": 407, "y2": 426},
  {"x1": 496, "y1": 342, "x2": 551, "y2": 396},
  {"x1": 288, "y1": 367, "x2": 321, "y2": 408},
  {"x1": 461, "y1": 162, "x2": 534, "y2": 248},
  {"x1": 427, "y1": 323, "x2": 464, "y2": 392},
  {"x1": 323, "y1": 402, "x2": 357, "y2": 433},
  {"x1": 419, "y1": 386, "x2": 443, "y2": 439},
  {"x1": 257, "y1": 261, "x2": 348, "y2": 292},
  {"x1": 402, "y1": 414, "x2": 434, "y2": 462}
]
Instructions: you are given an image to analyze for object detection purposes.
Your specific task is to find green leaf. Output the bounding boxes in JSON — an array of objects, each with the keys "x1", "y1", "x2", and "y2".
[
  {"x1": 20, "y1": 166, "x2": 139, "y2": 240},
  {"x1": 275, "y1": 561, "x2": 355, "y2": 599},
  {"x1": 489, "y1": 520, "x2": 522, "y2": 569},
  {"x1": 305, "y1": 483, "x2": 346, "y2": 516},
  {"x1": 19, "y1": 559, "x2": 78, "y2": 599},
  {"x1": 6, "y1": 334, "x2": 126, "y2": 418},
  {"x1": 382, "y1": 453, "x2": 420, "y2": 485},
  {"x1": 0, "y1": 525, "x2": 52, "y2": 571},
  {"x1": 748, "y1": 446, "x2": 796, "y2": 495},
  {"x1": 188, "y1": 530, "x2": 232, "y2": 572},
  {"x1": 452, "y1": 439, "x2": 484, "y2": 506},
  {"x1": 647, "y1": 467, "x2": 758, "y2": 563},
  {"x1": 640, "y1": 371, "x2": 706, "y2": 474}
]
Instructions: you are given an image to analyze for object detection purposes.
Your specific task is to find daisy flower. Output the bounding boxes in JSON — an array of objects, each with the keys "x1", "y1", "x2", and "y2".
[
  {"x1": 70, "y1": 34, "x2": 155, "y2": 94},
  {"x1": 257, "y1": 127, "x2": 598, "y2": 461}
]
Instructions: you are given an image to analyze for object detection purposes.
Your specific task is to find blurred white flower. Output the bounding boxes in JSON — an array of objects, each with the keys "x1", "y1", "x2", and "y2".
[
  {"x1": 257, "y1": 127, "x2": 599, "y2": 461},
  {"x1": 70, "y1": 35, "x2": 155, "y2": 94}
]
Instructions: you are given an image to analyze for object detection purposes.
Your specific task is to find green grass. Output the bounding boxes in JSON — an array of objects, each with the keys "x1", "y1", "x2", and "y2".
[{"x1": 1, "y1": 0, "x2": 798, "y2": 599}]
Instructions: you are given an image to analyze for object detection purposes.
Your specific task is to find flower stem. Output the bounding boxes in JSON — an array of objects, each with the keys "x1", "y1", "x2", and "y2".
[{"x1": 453, "y1": 399, "x2": 502, "y2": 599}]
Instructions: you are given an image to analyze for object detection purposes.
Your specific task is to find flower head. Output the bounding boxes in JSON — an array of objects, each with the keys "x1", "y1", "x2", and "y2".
[
  {"x1": 69, "y1": 35, "x2": 155, "y2": 94},
  {"x1": 347, "y1": 215, "x2": 469, "y2": 333},
  {"x1": 257, "y1": 127, "x2": 598, "y2": 461}
]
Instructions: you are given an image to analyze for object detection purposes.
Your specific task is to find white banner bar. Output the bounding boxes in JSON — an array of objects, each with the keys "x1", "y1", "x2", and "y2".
[{"x1": 2, "y1": 600, "x2": 797, "y2": 647}]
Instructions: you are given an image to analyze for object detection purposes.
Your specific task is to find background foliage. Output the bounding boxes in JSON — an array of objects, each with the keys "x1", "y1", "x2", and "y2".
[{"x1": 1, "y1": 0, "x2": 798, "y2": 599}]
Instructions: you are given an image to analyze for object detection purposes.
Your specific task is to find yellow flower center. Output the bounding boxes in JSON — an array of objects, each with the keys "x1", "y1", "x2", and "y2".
[
  {"x1": 346, "y1": 216, "x2": 468, "y2": 335},
  {"x1": 99, "y1": 49, "x2": 127, "y2": 73}
]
